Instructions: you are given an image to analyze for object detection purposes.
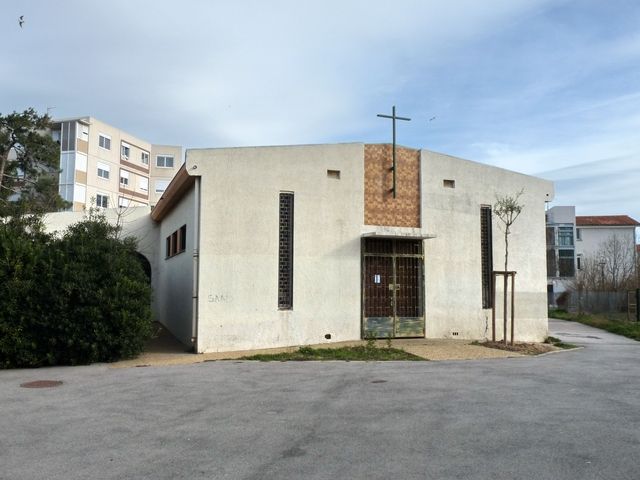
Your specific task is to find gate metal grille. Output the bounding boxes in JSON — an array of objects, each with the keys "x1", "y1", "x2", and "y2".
[{"x1": 362, "y1": 238, "x2": 424, "y2": 338}]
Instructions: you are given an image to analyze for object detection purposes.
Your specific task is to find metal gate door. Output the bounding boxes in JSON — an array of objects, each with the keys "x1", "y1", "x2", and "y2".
[{"x1": 362, "y1": 238, "x2": 425, "y2": 338}]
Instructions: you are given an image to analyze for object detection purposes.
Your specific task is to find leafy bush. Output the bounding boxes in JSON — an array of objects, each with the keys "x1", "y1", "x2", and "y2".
[{"x1": 0, "y1": 212, "x2": 152, "y2": 368}]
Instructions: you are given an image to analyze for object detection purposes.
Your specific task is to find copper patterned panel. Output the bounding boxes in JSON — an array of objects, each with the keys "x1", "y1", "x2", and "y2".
[{"x1": 364, "y1": 144, "x2": 421, "y2": 227}]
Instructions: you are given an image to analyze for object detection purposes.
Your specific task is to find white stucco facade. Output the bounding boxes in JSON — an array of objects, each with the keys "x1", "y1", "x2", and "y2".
[
  {"x1": 185, "y1": 144, "x2": 365, "y2": 352},
  {"x1": 149, "y1": 143, "x2": 554, "y2": 351},
  {"x1": 576, "y1": 225, "x2": 637, "y2": 259},
  {"x1": 422, "y1": 151, "x2": 553, "y2": 341}
]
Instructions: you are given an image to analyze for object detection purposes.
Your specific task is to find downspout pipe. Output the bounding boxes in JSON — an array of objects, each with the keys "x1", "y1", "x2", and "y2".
[{"x1": 191, "y1": 175, "x2": 201, "y2": 352}]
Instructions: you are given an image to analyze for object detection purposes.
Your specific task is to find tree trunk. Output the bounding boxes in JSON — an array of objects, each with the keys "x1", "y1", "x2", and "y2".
[
  {"x1": 0, "y1": 149, "x2": 9, "y2": 192},
  {"x1": 503, "y1": 229, "x2": 509, "y2": 345}
]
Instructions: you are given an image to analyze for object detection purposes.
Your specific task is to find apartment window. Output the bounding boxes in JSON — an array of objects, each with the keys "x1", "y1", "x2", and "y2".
[
  {"x1": 118, "y1": 197, "x2": 131, "y2": 208},
  {"x1": 79, "y1": 125, "x2": 89, "y2": 141},
  {"x1": 155, "y1": 179, "x2": 169, "y2": 193},
  {"x1": 547, "y1": 248, "x2": 557, "y2": 276},
  {"x1": 558, "y1": 249, "x2": 575, "y2": 277},
  {"x1": 558, "y1": 226, "x2": 574, "y2": 246},
  {"x1": 577, "y1": 254, "x2": 582, "y2": 271},
  {"x1": 156, "y1": 155, "x2": 174, "y2": 168},
  {"x1": 480, "y1": 206, "x2": 493, "y2": 309},
  {"x1": 141, "y1": 151, "x2": 149, "y2": 165},
  {"x1": 576, "y1": 228, "x2": 582, "y2": 241},
  {"x1": 97, "y1": 163, "x2": 110, "y2": 180},
  {"x1": 121, "y1": 143, "x2": 131, "y2": 160},
  {"x1": 120, "y1": 169, "x2": 130, "y2": 187},
  {"x1": 96, "y1": 194, "x2": 109, "y2": 208},
  {"x1": 99, "y1": 134, "x2": 111, "y2": 150},
  {"x1": 60, "y1": 121, "x2": 76, "y2": 151},
  {"x1": 546, "y1": 226, "x2": 555, "y2": 246},
  {"x1": 166, "y1": 224, "x2": 187, "y2": 258},
  {"x1": 139, "y1": 177, "x2": 149, "y2": 191},
  {"x1": 278, "y1": 193, "x2": 294, "y2": 309}
]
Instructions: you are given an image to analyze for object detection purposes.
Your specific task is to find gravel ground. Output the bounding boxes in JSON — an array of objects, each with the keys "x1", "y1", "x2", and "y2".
[{"x1": 111, "y1": 329, "x2": 559, "y2": 368}]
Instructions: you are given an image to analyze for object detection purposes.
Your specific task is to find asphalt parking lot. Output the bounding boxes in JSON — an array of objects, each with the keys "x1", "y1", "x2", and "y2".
[{"x1": 1, "y1": 319, "x2": 639, "y2": 480}]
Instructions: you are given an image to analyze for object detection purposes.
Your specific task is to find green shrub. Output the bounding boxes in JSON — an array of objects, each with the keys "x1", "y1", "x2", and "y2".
[{"x1": 0, "y1": 213, "x2": 152, "y2": 368}]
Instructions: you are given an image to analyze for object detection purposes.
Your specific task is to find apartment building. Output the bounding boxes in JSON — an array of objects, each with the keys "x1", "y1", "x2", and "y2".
[
  {"x1": 546, "y1": 205, "x2": 577, "y2": 294},
  {"x1": 51, "y1": 117, "x2": 182, "y2": 211},
  {"x1": 546, "y1": 206, "x2": 639, "y2": 297}
]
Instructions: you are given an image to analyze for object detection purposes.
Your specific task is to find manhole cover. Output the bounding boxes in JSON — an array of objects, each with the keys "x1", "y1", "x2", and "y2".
[
  {"x1": 371, "y1": 379, "x2": 387, "y2": 384},
  {"x1": 20, "y1": 380, "x2": 63, "y2": 389}
]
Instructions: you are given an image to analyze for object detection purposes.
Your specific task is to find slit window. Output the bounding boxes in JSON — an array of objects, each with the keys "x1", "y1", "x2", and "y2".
[
  {"x1": 480, "y1": 206, "x2": 493, "y2": 308},
  {"x1": 278, "y1": 192, "x2": 294, "y2": 309}
]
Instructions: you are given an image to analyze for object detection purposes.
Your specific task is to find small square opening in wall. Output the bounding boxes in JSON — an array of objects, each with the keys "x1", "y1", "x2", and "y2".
[
  {"x1": 327, "y1": 169, "x2": 341, "y2": 179},
  {"x1": 443, "y1": 179, "x2": 455, "y2": 188}
]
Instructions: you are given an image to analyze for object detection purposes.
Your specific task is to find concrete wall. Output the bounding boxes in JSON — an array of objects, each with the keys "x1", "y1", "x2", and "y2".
[
  {"x1": 154, "y1": 185, "x2": 197, "y2": 346},
  {"x1": 547, "y1": 206, "x2": 575, "y2": 225},
  {"x1": 186, "y1": 144, "x2": 364, "y2": 353},
  {"x1": 421, "y1": 150, "x2": 554, "y2": 342},
  {"x1": 43, "y1": 206, "x2": 156, "y2": 262}
]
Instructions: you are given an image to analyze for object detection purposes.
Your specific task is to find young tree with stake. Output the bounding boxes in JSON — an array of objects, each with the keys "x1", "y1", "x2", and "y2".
[{"x1": 494, "y1": 189, "x2": 524, "y2": 344}]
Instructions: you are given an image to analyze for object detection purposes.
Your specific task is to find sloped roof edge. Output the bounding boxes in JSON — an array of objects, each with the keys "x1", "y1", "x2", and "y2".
[
  {"x1": 576, "y1": 215, "x2": 640, "y2": 227},
  {"x1": 150, "y1": 164, "x2": 195, "y2": 222}
]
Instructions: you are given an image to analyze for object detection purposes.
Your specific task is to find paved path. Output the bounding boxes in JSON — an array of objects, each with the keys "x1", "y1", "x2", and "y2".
[{"x1": 1, "y1": 320, "x2": 638, "y2": 480}]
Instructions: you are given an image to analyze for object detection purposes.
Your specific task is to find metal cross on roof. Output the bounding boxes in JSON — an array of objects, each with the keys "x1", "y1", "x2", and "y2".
[{"x1": 377, "y1": 105, "x2": 411, "y2": 198}]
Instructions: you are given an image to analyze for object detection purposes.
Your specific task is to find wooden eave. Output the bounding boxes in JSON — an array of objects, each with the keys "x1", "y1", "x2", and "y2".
[{"x1": 150, "y1": 164, "x2": 196, "y2": 222}]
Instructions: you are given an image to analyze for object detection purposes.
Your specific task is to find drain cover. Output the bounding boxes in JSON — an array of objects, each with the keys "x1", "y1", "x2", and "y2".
[
  {"x1": 371, "y1": 379, "x2": 387, "y2": 384},
  {"x1": 20, "y1": 380, "x2": 63, "y2": 389}
]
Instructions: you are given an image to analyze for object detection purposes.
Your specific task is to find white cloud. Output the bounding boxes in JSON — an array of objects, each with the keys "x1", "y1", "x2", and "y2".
[{"x1": 1, "y1": 0, "x2": 639, "y2": 228}]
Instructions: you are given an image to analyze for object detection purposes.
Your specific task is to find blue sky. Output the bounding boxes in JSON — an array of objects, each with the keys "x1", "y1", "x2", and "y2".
[{"x1": 2, "y1": 0, "x2": 639, "y2": 222}]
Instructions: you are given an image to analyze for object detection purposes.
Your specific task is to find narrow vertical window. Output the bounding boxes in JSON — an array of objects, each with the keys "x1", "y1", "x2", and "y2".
[
  {"x1": 480, "y1": 206, "x2": 493, "y2": 308},
  {"x1": 278, "y1": 192, "x2": 294, "y2": 309}
]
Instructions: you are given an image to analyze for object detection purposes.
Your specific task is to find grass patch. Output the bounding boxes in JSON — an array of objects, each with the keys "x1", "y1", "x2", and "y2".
[
  {"x1": 238, "y1": 344, "x2": 425, "y2": 361},
  {"x1": 549, "y1": 309, "x2": 640, "y2": 341},
  {"x1": 544, "y1": 336, "x2": 577, "y2": 350}
]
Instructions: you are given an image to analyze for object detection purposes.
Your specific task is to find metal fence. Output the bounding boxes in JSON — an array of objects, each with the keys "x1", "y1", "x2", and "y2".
[{"x1": 549, "y1": 291, "x2": 628, "y2": 314}]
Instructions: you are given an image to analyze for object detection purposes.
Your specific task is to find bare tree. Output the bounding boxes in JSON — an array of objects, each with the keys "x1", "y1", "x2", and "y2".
[
  {"x1": 493, "y1": 189, "x2": 524, "y2": 344},
  {"x1": 572, "y1": 234, "x2": 637, "y2": 292}
]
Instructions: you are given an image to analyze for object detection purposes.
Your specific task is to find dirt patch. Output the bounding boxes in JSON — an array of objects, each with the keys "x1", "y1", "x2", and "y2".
[{"x1": 475, "y1": 341, "x2": 558, "y2": 355}]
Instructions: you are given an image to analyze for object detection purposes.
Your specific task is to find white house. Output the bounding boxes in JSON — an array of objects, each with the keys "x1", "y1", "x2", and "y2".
[
  {"x1": 546, "y1": 206, "x2": 639, "y2": 298},
  {"x1": 575, "y1": 215, "x2": 639, "y2": 266}
]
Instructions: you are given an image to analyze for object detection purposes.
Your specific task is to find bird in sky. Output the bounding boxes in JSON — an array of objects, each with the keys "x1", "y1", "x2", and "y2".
[
  {"x1": 428, "y1": 116, "x2": 436, "y2": 122},
  {"x1": 18, "y1": 15, "x2": 24, "y2": 28}
]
